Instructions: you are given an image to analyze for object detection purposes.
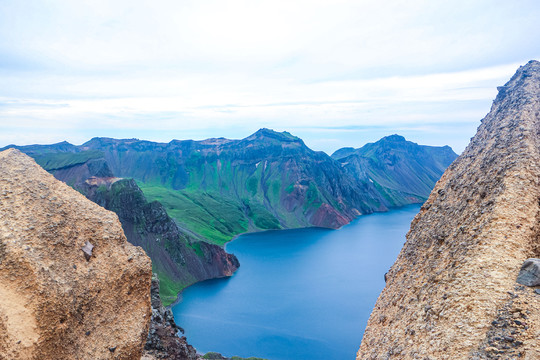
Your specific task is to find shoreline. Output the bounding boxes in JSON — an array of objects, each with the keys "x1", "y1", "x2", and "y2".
[{"x1": 167, "y1": 202, "x2": 424, "y2": 309}]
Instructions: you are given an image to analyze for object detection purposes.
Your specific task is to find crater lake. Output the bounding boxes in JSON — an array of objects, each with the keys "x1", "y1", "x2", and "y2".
[{"x1": 172, "y1": 204, "x2": 421, "y2": 360}]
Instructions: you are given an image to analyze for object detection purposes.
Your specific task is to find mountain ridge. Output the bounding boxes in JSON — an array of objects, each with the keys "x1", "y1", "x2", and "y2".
[{"x1": 333, "y1": 134, "x2": 458, "y2": 206}]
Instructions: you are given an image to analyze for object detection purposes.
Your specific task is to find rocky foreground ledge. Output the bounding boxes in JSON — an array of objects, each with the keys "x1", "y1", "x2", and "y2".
[
  {"x1": 358, "y1": 61, "x2": 540, "y2": 359},
  {"x1": 0, "y1": 149, "x2": 152, "y2": 359}
]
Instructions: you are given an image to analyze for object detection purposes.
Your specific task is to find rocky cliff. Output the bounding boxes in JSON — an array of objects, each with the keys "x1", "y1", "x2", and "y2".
[
  {"x1": 142, "y1": 274, "x2": 199, "y2": 360},
  {"x1": 0, "y1": 149, "x2": 152, "y2": 359},
  {"x1": 80, "y1": 177, "x2": 239, "y2": 305},
  {"x1": 357, "y1": 60, "x2": 540, "y2": 359}
]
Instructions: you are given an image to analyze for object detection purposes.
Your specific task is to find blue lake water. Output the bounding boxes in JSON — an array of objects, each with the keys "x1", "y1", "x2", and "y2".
[{"x1": 172, "y1": 205, "x2": 420, "y2": 360}]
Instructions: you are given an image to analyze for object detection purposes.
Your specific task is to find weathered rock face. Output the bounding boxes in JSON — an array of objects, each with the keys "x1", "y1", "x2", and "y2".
[
  {"x1": 81, "y1": 177, "x2": 239, "y2": 305},
  {"x1": 358, "y1": 60, "x2": 540, "y2": 359},
  {"x1": 142, "y1": 275, "x2": 199, "y2": 360},
  {"x1": 0, "y1": 149, "x2": 152, "y2": 359}
]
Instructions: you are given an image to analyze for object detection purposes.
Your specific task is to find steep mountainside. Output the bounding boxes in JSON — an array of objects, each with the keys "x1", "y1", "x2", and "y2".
[
  {"x1": 0, "y1": 149, "x2": 152, "y2": 359},
  {"x1": 358, "y1": 60, "x2": 540, "y2": 359},
  {"x1": 76, "y1": 129, "x2": 454, "y2": 245},
  {"x1": 333, "y1": 135, "x2": 457, "y2": 206},
  {"x1": 78, "y1": 129, "x2": 380, "y2": 244},
  {"x1": 80, "y1": 177, "x2": 239, "y2": 305}
]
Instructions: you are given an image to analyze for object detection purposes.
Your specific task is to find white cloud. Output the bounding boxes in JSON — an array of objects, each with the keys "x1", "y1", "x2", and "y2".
[{"x1": 0, "y1": 0, "x2": 539, "y2": 153}]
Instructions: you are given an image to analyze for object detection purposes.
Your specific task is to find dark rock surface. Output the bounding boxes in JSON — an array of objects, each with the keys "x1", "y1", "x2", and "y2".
[
  {"x1": 516, "y1": 258, "x2": 540, "y2": 286},
  {"x1": 472, "y1": 285, "x2": 531, "y2": 359},
  {"x1": 143, "y1": 274, "x2": 199, "y2": 360}
]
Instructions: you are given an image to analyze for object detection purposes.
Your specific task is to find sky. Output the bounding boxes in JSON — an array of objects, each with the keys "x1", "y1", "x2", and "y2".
[{"x1": 0, "y1": 0, "x2": 539, "y2": 154}]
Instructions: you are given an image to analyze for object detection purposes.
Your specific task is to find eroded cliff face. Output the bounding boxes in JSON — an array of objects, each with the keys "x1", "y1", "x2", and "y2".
[
  {"x1": 357, "y1": 61, "x2": 540, "y2": 359},
  {"x1": 0, "y1": 149, "x2": 152, "y2": 359},
  {"x1": 358, "y1": 60, "x2": 540, "y2": 359},
  {"x1": 81, "y1": 177, "x2": 239, "y2": 305}
]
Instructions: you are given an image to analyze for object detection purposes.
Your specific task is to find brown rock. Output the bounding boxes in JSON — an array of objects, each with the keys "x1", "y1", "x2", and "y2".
[
  {"x1": 357, "y1": 60, "x2": 540, "y2": 359},
  {"x1": 0, "y1": 149, "x2": 152, "y2": 359}
]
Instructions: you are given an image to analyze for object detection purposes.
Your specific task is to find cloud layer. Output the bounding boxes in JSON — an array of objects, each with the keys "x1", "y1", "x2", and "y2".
[{"x1": 1, "y1": 0, "x2": 539, "y2": 153}]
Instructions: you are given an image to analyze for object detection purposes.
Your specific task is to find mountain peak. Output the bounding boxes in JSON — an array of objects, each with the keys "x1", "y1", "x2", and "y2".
[
  {"x1": 245, "y1": 128, "x2": 302, "y2": 143},
  {"x1": 379, "y1": 134, "x2": 406, "y2": 142},
  {"x1": 495, "y1": 59, "x2": 540, "y2": 104}
]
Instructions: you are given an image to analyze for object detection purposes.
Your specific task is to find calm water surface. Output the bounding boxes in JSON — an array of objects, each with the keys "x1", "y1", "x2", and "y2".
[{"x1": 172, "y1": 205, "x2": 420, "y2": 360}]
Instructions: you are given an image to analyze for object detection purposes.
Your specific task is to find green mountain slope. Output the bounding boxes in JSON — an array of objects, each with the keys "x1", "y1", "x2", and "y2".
[
  {"x1": 80, "y1": 177, "x2": 239, "y2": 305},
  {"x1": 79, "y1": 129, "x2": 394, "y2": 244},
  {"x1": 332, "y1": 134, "x2": 458, "y2": 205}
]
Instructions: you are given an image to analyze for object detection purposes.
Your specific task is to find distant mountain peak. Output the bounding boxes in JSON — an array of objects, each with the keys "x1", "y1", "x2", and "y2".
[
  {"x1": 245, "y1": 128, "x2": 302, "y2": 143},
  {"x1": 380, "y1": 134, "x2": 406, "y2": 142}
]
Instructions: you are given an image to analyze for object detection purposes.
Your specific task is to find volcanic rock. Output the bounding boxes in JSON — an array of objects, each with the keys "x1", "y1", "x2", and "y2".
[
  {"x1": 142, "y1": 274, "x2": 199, "y2": 360},
  {"x1": 357, "y1": 60, "x2": 540, "y2": 359},
  {"x1": 516, "y1": 258, "x2": 540, "y2": 286},
  {"x1": 0, "y1": 149, "x2": 152, "y2": 359}
]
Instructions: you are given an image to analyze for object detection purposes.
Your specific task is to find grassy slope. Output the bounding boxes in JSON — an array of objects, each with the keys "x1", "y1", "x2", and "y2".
[
  {"x1": 139, "y1": 183, "x2": 250, "y2": 246},
  {"x1": 34, "y1": 150, "x2": 104, "y2": 171},
  {"x1": 133, "y1": 146, "x2": 282, "y2": 243}
]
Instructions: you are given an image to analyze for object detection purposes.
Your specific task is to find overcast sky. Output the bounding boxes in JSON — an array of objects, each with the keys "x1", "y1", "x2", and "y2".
[{"x1": 1, "y1": 0, "x2": 539, "y2": 154}]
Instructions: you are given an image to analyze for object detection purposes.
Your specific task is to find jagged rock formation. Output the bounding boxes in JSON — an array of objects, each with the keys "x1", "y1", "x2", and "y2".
[
  {"x1": 0, "y1": 149, "x2": 152, "y2": 359},
  {"x1": 357, "y1": 60, "x2": 540, "y2": 359},
  {"x1": 142, "y1": 274, "x2": 199, "y2": 360}
]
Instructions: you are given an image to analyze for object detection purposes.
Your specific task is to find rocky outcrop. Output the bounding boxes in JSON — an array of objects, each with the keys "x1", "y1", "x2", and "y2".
[
  {"x1": 517, "y1": 258, "x2": 540, "y2": 286},
  {"x1": 0, "y1": 149, "x2": 152, "y2": 359},
  {"x1": 142, "y1": 275, "x2": 199, "y2": 360},
  {"x1": 357, "y1": 60, "x2": 540, "y2": 359}
]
